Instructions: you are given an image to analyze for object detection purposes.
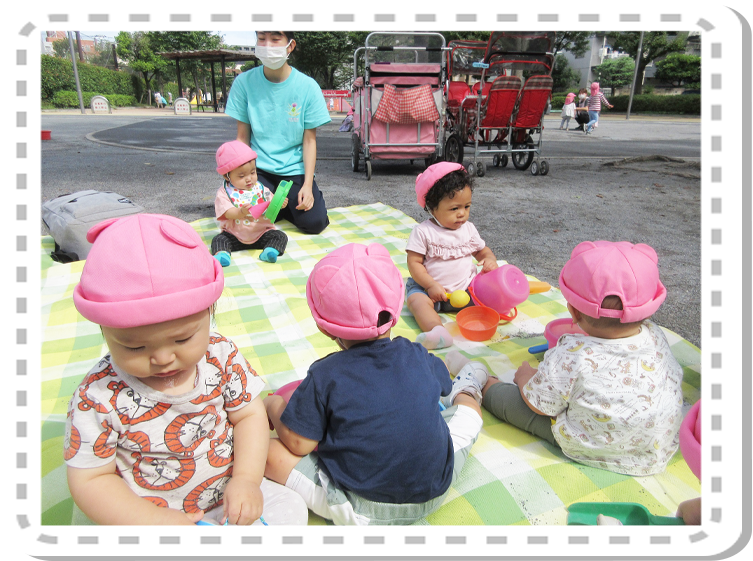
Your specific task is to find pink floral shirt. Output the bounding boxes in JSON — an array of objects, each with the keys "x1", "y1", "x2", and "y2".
[
  {"x1": 406, "y1": 219, "x2": 485, "y2": 293},
  {"x1": 214, "y1": 180, "x2": 276, "y2": 244}
]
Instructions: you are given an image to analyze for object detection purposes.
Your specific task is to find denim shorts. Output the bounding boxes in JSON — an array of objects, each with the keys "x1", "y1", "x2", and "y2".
[{"x1": 405, "y1": 277, "x2": 474, "y2": 313}]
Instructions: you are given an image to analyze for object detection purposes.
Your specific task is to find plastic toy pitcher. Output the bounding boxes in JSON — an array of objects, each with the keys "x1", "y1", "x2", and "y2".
[
  {"x1": 245, "y1": 180, "x2": 293, "y2": 221},
  {"x1": 468, "y1": 264, "x2": 530, "y2": 320}
]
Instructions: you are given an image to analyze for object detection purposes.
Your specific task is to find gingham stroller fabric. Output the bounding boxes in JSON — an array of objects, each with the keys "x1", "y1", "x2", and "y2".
[
  {"x1": 512, "y1": 75, "x2": 553, "y2": 128},
  {"x1": 374, "y1": 84, "x2": 440, "y2": 124},
  {"x1": 480, "y1": 75, "x2": 522, "y2": 128}
]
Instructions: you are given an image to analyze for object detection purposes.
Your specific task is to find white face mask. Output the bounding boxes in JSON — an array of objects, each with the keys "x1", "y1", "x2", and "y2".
[
  {"x1": 255, "y1": 40, "x2": 292, "y2": 70},
  {"x1": 579, "y1": 94, "x2": 587, "y2": 99}
]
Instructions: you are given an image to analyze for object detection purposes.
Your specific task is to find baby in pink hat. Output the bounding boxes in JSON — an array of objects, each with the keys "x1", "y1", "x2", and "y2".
[
  {"x1": 406, "y1": 162, "x2": 499, "y2": 349},
  {"x1": 263, "y1": 242, "x2": 487, "y2": 524},
  {"x1": 480, "y1": 241, "x2": 684, "y2": 476},
  {"x1": 65, "y1": 214, "x2": 307, "y2": 526},
  {"x1": 212, "y1": 140, "x2": 288, "y2": 267}
]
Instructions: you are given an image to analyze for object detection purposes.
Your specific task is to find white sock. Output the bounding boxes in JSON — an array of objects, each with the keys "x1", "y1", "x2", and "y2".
[
  {"x1": 445, "y1": 350, "x2": 472, "y2": 376},
  {"x1": 416, "y1": 325, "x2": 453, "y2": 350}
]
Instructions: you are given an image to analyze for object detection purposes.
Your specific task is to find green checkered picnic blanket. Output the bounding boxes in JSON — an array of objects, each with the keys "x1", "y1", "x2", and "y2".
[{"x1": 40, "y1": 203, "x2": 701, "y2": 526}]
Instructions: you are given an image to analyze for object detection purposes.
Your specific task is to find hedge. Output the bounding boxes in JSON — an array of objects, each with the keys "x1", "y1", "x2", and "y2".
[
  {"x1": 42, "y1": 55, "x2": 135, "y2": 100},
  {"x1": 51, "y1": 91, "x2": 138, "y2": 108},
  {"x1": 550, "y1": 93, "x2": 700, "y2": 115}
]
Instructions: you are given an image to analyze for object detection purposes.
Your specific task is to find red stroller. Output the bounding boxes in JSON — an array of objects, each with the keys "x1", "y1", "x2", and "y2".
[{"x1": 445, "y1": 32, "x2": 556, "y2": 176}]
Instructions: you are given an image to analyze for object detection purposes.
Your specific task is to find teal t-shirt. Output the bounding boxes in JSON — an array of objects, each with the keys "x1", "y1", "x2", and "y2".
[{"x1": 225, "y1": 67, "x2": 331, "y2": 176}]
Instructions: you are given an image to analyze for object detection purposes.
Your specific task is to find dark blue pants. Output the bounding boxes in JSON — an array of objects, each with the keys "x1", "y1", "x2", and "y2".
[{"x1": 257, "y1": 170, "x2": 329, "y2": 235}]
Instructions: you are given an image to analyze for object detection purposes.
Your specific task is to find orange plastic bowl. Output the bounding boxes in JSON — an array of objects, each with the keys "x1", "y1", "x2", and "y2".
[{"x1": 457, "y1": 306, "x2": 500, "y2": 341}]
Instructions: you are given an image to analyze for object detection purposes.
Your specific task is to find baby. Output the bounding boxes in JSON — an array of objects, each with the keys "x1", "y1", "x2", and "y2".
[
  {"x1": 212, "y1": 140, "x2": 288, "y2": 266},
  {"x1": 477, "y1": 241, "x2": 684, "y2": 476},
  {"x1": 64, "y1": 214, "x2": 307, "y2": 525},
  {"x1": 406, "y1": 162, "x2": 499, "y2": 349},
  {"x1": 263, "y1": 243, "x2": 487, "y2": 524}
]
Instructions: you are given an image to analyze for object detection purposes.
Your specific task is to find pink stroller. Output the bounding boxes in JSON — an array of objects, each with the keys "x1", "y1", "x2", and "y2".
[{"x1": 350, "y1": 32, "x2": 447, "y2": 180}]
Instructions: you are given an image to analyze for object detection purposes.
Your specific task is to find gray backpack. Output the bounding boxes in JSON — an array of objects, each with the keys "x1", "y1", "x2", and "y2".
[{"x1": 42, "y1": 190, "x2": 144, "y2": 262}]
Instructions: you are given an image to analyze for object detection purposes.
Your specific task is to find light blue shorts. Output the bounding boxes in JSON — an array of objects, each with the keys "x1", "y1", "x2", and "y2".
[{"x1": 285, "y1": 404, "x2": 483, "y2": 525}]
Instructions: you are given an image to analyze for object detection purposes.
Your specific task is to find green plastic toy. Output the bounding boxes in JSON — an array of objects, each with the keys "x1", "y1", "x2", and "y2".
[
  {"x1": 264, "y1": 180, "x2": 293, "y2": 222},
  {"x1": 567, "y1": 502, "x2": 685, "y2": 525}
]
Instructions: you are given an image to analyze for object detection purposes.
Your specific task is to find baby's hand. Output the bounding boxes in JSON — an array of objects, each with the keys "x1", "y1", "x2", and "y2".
[
  {"x1": 477, "y1": 258, "x2": 499, "y2": 273},
  {"x1": 427, "y1": 284, "x2": 447, "y2": 303},
  {"x1": 282, "y1": 197, "x2": 288, "y2": 209},
  {"x1": 513, "y1": 362, "x2": 537, "y2": 388},
  {"x1": 223, "y1": 476, "x2": 264, "y2": 525}
]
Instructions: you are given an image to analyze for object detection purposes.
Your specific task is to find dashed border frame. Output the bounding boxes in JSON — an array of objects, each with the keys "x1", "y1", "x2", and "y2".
[{"x1": 8, "y1": 3, "x2": 751, "y2": 559}]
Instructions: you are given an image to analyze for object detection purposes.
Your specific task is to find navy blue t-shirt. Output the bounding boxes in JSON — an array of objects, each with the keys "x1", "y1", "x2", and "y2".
[{"x1": 280, "y1": 336, "x2": 454, "y2": 504}]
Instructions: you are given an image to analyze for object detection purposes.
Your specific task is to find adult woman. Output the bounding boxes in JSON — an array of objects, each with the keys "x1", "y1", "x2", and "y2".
[
  {"x1": 573, "y1": 88, "x2": 590, "y2": 131},
  {"x1": 225, "y1": 31, "x2": 331, "y2": 234}
]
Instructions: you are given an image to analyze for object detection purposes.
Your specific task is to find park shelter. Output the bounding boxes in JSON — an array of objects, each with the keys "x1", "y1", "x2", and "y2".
[{"x1": 158, "y1": 49, "x2": 258, "y2": 111}]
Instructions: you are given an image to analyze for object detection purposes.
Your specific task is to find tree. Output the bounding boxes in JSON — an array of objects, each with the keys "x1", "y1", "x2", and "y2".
[
  {"x1": 552, "y1": 54, "x2": 581, "y2": 93},
  {"x1": 553, "y1": 32, "x2": 593, "y2": 58},
  {"x1": 606, "y1": 32, "x2": 688, "y2": 94},
  {"x1": 654, "y1": 52, "x2": 701, "y2": 89},
  {"x1": 290, "y1": 32, "x2": 360, "y2": 89},
  {"x1": 115, "y1": 32, "x2": 168, "y2": 101},
  {"x1": 149, "y1": 32, "x2": 223, "y2": 99},
  {"x1": 592, "y1": 57, "x2": 635, "y2": 94},
  {"x1": 52, "y1": 37, "x2": 73, "y2": 58}
]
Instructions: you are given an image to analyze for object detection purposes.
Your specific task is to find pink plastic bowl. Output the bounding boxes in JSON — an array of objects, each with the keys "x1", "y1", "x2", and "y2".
[
  {"x1": 545, "y1": 318, "x2": 588, "y2": 348},
  {"x1": 679, "y1": 400, "x2": 701, "y2": 479},
  {"x1": 270, "y1": 379, "x2": 303, "y2": 403}
]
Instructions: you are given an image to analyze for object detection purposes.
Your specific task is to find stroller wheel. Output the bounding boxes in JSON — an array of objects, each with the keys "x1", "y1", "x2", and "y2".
[
  {"x1": 492, "y1": 154, "x2": 500, "y2": 167},
  {"x1": 501, "y1": 155, "x2": 509, "y2": 168},
  {"x1": 539, "y1": 160, "x2": 549, "y2": 176},
  {"x1": 444, "y1": 134, "x2": 464, "y2": 163},
  {"x1": 530, "y1": 161, "x2": 539, "y2": 176},
  {"x1": 512, "y1": 143, "x2": 534, "y2": 171},
  {"x1": 366, "y1": 160, "x2": 372, "y2": 181},
  {"x1": 476, "y1": 161, "x2": 486, "y2": 177},
  {"x1": 351, "y1": 134, "x2": 360, "y2": 173},
  {"x1": 467, "y1": 162, "x2": 476, "y2": 177}
]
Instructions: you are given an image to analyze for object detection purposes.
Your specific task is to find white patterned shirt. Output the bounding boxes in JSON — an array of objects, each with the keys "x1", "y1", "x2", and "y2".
[{"x1": 523, "y1": 321, "x2": 684, "y2": 476}]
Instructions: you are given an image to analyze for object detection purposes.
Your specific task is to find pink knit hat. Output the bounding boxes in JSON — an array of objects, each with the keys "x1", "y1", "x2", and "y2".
[
  {"x1": 415, "y1": 162, "x2": 465, "y2": 208},
  {"x1": 558, "y1": 241, "x2": 667, "y2": 323},
  {"x1": 74, "y1": 214, "x2": 224, "y2": 328},
  {"x1": 306, "y1": 243, "x2": 405, "y2": 340},
  {"x1": 216, "y1": 140, "x2": 257, "y2": 176},
  {"x1": 590, "y1": 82, "x2": 600, "y2": 95},
  {"x1": 564, "y1": 92, "x2": 576, "y2": 105}
]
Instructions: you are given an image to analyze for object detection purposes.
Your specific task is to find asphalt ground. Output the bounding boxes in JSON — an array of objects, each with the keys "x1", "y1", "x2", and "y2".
[{"x1": 41, "y1": 109, "x2": 701, "y2": 347}]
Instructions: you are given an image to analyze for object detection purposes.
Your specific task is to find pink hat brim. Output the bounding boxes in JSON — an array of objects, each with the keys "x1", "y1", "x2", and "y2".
[{"x1": 74, "y1": 258, "x2": 224, "y2": 328}]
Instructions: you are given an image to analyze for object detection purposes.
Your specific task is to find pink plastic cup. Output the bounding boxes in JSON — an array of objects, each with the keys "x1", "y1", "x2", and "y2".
[{"x1": 468, "y1": 264, "x2": 530, "y2": 319}]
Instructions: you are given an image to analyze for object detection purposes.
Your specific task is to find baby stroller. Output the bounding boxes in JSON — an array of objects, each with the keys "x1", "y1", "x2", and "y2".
[
  {"x1": 443, "y1": 39, "x2": 488, "y2": 164},
  {"x1": 350, "y1": 32, "x2": 447, "y2": 180},
  {"x1": 445, "y1": 32, "x2": 555, "y2": 176}
]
